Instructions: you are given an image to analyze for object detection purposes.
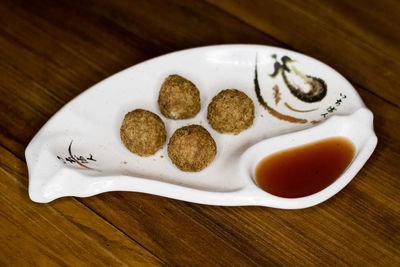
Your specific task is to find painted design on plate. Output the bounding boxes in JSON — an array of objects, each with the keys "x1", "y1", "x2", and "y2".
[
  {"x1": 56, "y1": 141, "x2": 98, "y2": 170},
  {"x1": 270, "y1": 54, "x2": 327, "y2": 103},
  {"x1": 284, "y1": 102, "x2": 318, "y2": 113},
  {"x1": 254, "y1": 55, "x2": 347, "y2": 124},
  {"x1": 272, "y1": 85, "x2": 281, "y2": 104},
  {"x1": 255, "y1": 57, "x2": 308, "y2": 124},
  {"x1": 320, "y1": 93, "x2": 347, "y2": 118}
]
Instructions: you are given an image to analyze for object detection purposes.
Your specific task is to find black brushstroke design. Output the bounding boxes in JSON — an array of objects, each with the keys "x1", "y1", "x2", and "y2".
[
  {"x1": 254, "y1": 56, "x2": 308, "y2": 124},
  {"x1": 270, "y1": 55, "x2": 327, "y2": 103},
  {"x1": 68, "y1": 141, "x2": 95, "y2": 170},
  {"x1": 254, "y1": 56, "x2": 268, "y2": 107},
  {"x1": 282, "y1": 72, "x2": 327, "y2": 103}
]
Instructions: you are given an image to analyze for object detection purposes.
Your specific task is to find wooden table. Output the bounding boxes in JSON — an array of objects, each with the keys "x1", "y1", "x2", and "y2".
[{"x1": 1, "y1": 0, "x2": 399, "y2": 265}]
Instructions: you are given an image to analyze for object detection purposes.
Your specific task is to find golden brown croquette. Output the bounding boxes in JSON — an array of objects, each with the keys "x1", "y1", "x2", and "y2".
[
  {"x1": 168, "y1": 125, "x2": 216, "y2": 172},
  {"x1": 158, "y1": 74, "x2": 201, "y2": 120},
  {"x1": 120, "y1": 109, "x2": 166, "y2": 156},
  {"x1": 207, "y1": 89, "x2": 255, "y2": 135}
]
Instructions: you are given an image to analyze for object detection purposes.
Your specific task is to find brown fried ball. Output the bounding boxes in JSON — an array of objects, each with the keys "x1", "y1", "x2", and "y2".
[
  {"x1": 120, "y1": 109, "x2": 166, "y2": 156},
  {"x1": 207, "y1": 89, "x2": 255, "y2": 135},
  {"x1": 158, "y1": 74, "x2": 201, "y2": 120},
  {"x1": 168, "y1": 125, "x2": 217, "y2": 172}
]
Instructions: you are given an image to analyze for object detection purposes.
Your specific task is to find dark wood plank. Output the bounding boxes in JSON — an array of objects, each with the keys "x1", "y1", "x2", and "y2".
[
  {"x1": 0, "y1": 0, "x2": 399, "y2": 265},
  {"x1": 0, "y1": 0, "x2": 277, "y2": 103},
  {"x1": 0, "y1": 146, "x2": 163, "y2": 266},
  {"x1": 206, "y1": 0, "x2": 400, "y2": 106},
  {"x1": 1, "y1": 33, "x2": 399, "y2": 265}
]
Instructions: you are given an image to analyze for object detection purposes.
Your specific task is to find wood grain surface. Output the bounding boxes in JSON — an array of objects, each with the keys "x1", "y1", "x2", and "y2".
[{"x1": 0, "y1": 0, "x2": 399, "y2": 265}]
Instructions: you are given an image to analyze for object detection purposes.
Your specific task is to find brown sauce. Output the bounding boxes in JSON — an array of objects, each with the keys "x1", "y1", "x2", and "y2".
[{"x1": 255, "y1": 137, "x2": 355, "y2": 198}]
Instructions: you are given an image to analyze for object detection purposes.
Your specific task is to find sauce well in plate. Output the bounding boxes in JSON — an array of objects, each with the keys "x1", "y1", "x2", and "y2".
[{"x1": 255, "y1": 137, "x2": 355, "y2": 198}]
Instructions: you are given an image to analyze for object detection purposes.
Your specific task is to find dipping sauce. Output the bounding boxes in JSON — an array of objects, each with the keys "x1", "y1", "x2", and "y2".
[{"x1": 255, "y1": 137, "x2": 355, "y2": 198}]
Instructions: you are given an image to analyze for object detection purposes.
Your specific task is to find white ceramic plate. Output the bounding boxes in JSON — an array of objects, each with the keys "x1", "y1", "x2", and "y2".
[{"x1": 26, "y1": 45, "x2": 377, "y2": 208}]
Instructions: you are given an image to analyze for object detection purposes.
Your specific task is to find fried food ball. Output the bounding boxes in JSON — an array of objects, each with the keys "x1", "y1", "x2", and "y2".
[
  {"x1": 158, "y1": 74, "x2": 201, "y2": 120},
  {"x1": 168, "y1": 125, "x2": 217, "y2": 172},
  {"x1": 120, "y1": 109, "x2": 166, "y2": 156},
  {"x1": 207, "y1": 89, "x2": 255, "y2": 135}
]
